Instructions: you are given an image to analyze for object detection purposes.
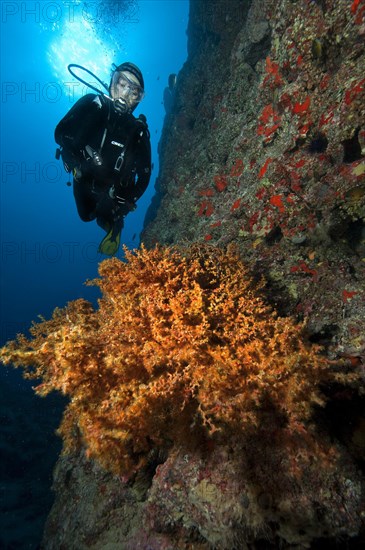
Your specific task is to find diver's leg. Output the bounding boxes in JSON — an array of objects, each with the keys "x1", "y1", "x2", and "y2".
[
  {"x1": 95, "y1": 198, "x2": 113, "y2": 232},
  {"x1": 95, "y1": 192, "x2": 127, "y2": 233},
  {"x1": 73, "y1": 177, "x2": 98, "y2": 221},
  {"x1": 96, "y1": 217, "x2": 111, "y2": 232}
]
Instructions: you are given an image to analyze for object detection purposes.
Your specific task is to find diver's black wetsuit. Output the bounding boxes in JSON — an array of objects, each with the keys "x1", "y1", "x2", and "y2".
[{"x1": 55, "y1": 93, "x2": 151, "y2": 231}]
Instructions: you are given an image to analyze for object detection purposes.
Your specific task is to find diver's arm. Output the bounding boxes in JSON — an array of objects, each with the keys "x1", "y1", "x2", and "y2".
[{"x1": 54, "y1": 94, "x2": 101, "y2": 156}]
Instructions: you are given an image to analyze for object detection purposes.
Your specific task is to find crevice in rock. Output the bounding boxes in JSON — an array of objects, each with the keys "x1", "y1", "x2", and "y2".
[
  {"x1": 342, "y1": 128, "x2": 363, "y2": 163},
  {"x1": 308, "y1": 323, "x2": 339, "y2": 346},
  {"x1": 307, "y1": 132, "x2": 328, "y2": 154},
  {"x1": 316, "y1": 387, "x2": 365, "y2": 475},
  {"x1": 265, "y1": 226, "x2": 283, "y2": 245},
  {"x1": 246, "y1": 32, "x2": 272, "y2": 69}
]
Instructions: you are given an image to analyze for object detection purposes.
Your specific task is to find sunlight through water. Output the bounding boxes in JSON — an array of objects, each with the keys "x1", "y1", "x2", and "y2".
[{"x1": 46, "y1": 2, "x2": 132, "y2": 98}]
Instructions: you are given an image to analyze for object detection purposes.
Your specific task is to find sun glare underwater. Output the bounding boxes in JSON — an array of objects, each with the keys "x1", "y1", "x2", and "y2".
[{"x1": 47, "y1": 7, "x2": 119, "y2": 97}]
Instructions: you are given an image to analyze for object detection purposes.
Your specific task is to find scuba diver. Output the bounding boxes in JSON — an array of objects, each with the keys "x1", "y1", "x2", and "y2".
[{"x1": 55, "y1": 62, "x2": 151, "y2": 255}]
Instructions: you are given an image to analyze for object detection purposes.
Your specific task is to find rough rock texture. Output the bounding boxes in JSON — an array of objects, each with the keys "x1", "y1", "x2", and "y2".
[
  {"x1": 43, "y1": 436, "x2": 363, "y2": 550},
  {"x1": 144, "y1": 0, "x2": 365, "y2": 359},
  {"x1": 42, "y1": 1, "x2": 365, "y2": 548}
]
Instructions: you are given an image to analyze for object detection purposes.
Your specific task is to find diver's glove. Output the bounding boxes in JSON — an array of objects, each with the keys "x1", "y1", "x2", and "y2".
[
  {"x1": 116, "y1": 196, "x2": 137, "y2": 212},
  {"x1": 109, "y1": 187, "x2": 137, "y2": 211}
]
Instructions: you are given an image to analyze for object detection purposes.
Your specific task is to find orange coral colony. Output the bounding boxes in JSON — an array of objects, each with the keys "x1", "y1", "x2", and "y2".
[{"x1": 0, "y1": 245, "x2": 330, "y2": 476}]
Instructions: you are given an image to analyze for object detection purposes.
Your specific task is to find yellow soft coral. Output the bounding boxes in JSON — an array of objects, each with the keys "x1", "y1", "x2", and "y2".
[{"x1": 0, "y1": 245, "x2": 331, "y2": 475}]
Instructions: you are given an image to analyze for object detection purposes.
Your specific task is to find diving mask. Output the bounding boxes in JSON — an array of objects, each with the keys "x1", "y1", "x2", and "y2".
[{"x1": 110, "y1": 71, "x2": 145, "y2": 113}]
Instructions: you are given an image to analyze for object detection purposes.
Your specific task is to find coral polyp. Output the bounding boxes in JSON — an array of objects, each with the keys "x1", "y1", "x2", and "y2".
[{"x1": 1, "y1": 245, "x2": 331, "y2": 476}]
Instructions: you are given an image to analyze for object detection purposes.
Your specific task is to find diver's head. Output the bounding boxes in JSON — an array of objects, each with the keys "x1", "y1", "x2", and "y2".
[{"x1": 109, "y1": 62, "x2": 145, "y2": 113}]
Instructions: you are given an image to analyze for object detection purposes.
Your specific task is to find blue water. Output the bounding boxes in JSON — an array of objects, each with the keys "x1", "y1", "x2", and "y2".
[{"x1": 0, "y1": 1, "x2": 188, "y2": 547}]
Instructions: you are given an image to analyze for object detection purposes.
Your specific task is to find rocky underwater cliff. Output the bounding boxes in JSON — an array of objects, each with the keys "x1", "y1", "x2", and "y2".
[{"x1": 2, "y1": 1, "x2": 365, "y2": 548}]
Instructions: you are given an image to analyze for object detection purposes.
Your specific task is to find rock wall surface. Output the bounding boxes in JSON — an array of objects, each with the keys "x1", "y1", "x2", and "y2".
[
  {"x1": 42, "y1": 1, "x2": 365, "y2": 548},
  {"x1": 144, "y1": 0, "x2": 365, "y2": 359}
]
